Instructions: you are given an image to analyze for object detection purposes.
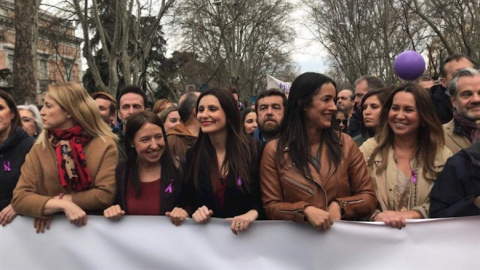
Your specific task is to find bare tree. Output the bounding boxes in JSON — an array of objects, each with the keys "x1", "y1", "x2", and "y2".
[
  {"x1": 13, "y1": 0, "x2": 40, "y2": 104},
  {"x1": 43, "y1": 0, "x2": 175, "y2": 97},
  {"x1": 174, "y1": 0, "x2": 296, "y2": 101},
  {"x1": 304, "y1": 0, "x2": 430, "y2": 85},
  {"x1": 401, "y1": 0, "x2": 480, "y2": 72}
]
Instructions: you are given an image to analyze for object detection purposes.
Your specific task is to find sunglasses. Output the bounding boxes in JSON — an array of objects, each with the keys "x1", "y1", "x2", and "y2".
[{"x1": 336, "y1": 119, "x2": 348, "y2": 125}]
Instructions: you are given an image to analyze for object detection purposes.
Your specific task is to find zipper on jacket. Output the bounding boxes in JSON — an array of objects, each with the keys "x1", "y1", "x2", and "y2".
[
  {"x1": 340, "y1": 199, "x2": 364, "y2": 208},
  {"x1": 282, "y1": 176, "x2": 315, "y2": 195},
  {"x1": 279, "y1": 208, "x2": 303, "y2": 215},
  {"x1": 288, "y1": 163, "x2": 328, "y2": 206}
]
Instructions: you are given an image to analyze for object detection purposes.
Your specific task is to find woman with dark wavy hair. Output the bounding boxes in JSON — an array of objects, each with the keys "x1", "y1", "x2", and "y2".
[
  {"x1": 353, "y1": 88, "x2": 391, "y2": 146},
  {"x1": 360, "y1": 83, "x2": 451, "y2": 228},
  {"x1": 103, "y1": 111, "x2": 184, "y2": 222},
  {"x1": 171, "y1": 88, "x2": 264, "y2": 234},
  {"x1": 261, "y1": 72, "x2": 377, "y2": 231}
]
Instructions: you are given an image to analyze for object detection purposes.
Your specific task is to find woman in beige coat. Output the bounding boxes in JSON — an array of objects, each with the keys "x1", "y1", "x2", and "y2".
[
  {"x1": 12, "y1": 83, "x2": 118, "y2": 232},
  {"x1": 360, "y1": 83, "x2": 451, "y2": 228}
]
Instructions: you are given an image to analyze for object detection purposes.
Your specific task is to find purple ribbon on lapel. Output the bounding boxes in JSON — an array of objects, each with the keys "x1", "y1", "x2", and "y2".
[
  {"x1": 3, "y1": 161, "x2": 11, "y2": 172},
  {"x1": 236, "y1": 175, "x2": 243, "y2": 186},
  {"x1": 165, "y1": 180, "x2": 173, "y2": 193}
]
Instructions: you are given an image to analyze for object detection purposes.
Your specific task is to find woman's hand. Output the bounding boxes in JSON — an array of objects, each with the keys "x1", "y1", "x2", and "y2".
[
  {"x1": 303, "y1": 206, "x2": 334, "y2": 231},
  {"x1": 373, "y1": 211, "x2": 406, "y2": 229},
  {"x1": 62, "y1": 201, "x2": 87, "y2": 226},
  {"x1": 103, "y1": 205, "x2": 125, "y2": 220},
  {"x1": 0, "y1": 204, "x2": 17, "y2": 226},
  {"x1": 230, "y1": 210, "x2": 258, "y2": 235},
  {"x1": 327, "y1": 201, "x2": 342, "y2": 221},
  {"x1": 192, "y1": 206, "x2": 213, "y2": 224},
  {"x1": 166, "y1": 207, "x2": 189, "y2": 226},
  {"x1": 34, "y1": 216, "x2": 52, "y2": 233}
]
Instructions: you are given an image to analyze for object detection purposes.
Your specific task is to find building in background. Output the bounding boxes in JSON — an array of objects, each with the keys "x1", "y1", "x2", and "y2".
[{"x1": 0, "y1": 0, "x2": 82, "y2": 104}]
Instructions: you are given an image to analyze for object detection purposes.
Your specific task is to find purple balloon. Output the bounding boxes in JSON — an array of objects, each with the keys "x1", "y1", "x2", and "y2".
[{"x1": 394, "y1": 50, "x2": 426, "y2": 81}]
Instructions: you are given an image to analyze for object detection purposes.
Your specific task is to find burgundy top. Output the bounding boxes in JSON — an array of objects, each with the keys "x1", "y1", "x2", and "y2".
[
  {"x1": 215, "y1": 177, "x2": 227, "y2": 210},
  {"x1": 126, "y1": 179, "x2": 161, "y2": 215}
]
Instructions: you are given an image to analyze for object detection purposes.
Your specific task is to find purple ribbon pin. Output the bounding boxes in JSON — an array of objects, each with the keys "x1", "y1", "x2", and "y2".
[
  {"x1": 165, "y1": 180, "x2": 173, "y2": 193},
  {"x1": 3, "y1": 161, "x2": 11, "y2": 172},
  {"x1": 236, "y1": 175, "x2": 243, "y2": 186}
]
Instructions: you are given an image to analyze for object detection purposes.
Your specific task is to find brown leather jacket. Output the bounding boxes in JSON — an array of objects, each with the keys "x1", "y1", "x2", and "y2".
[{"x1": 260, "y1": 134, "x2": 377, "y2": 223}]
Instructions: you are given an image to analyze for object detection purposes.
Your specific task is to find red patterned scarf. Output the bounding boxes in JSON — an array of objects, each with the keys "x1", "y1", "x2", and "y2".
[{"x1": 49, "y1": 125, "x2": 93, "y2": 191}]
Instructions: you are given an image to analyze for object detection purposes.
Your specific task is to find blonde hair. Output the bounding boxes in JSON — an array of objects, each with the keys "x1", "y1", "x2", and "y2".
[{"x1": 38, "y1": 82, "x2": 117, "y2": 147}]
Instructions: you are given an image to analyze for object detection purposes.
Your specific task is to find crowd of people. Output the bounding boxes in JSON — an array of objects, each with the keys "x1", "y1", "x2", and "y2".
[{"x1": 0, "y1": 53, "x2": 479, "y2": 235}]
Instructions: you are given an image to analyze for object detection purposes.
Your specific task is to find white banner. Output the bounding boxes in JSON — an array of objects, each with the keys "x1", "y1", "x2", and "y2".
[
  {"x1": 1, "y1": 216, "x2": 479, "y2": 270},
  {"x1": 266, "y1": 75, "x2": 291, "y2": 94}
]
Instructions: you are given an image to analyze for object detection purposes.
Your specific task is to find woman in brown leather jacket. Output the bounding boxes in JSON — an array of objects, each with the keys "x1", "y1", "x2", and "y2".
[{"x1": 260, "y1": 72, "x2": 377, "y2": 230}]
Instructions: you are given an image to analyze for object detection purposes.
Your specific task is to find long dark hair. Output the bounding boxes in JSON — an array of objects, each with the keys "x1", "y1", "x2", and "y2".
[
  {"x1": 276, "y1": 72, "x2": 341, "y2": 178},
  {"x1": 189, "y1": 88, "x2": 257, "y2": 193},
  {"x1": 124, "y1": 111, "x2": 183, "y2": 196},
  {"x1": 240, "y1": 108, "x2": 256, "y2": 135},
  {"x1": 0, "y1": 90, "x2": 20, "y2": 136},
  {"x1": 359, "y1": 88, "x2": 391, "y2": 137},
  {"x1": 369, "y1": 83, "x2": 445, "y2": 180}
]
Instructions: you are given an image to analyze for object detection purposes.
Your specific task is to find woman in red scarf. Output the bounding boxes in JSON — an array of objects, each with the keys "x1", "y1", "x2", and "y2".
[{"x1": 12, "y1": 83, "x2": 118, "y2": 232}]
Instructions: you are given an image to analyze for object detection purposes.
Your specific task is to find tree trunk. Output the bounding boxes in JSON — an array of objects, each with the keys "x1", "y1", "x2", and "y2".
[{"x1": 13, "y1": 0, "x2": 39, "y2": 104}]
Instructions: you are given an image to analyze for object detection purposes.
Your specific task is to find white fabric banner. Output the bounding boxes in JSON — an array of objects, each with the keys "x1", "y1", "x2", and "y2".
[
  {"x1": 1, "y1": 216, "x2": 479, "y2": 270},
  {"x1": 266, "y1": 75, "x2": 291, "y2": 94}
]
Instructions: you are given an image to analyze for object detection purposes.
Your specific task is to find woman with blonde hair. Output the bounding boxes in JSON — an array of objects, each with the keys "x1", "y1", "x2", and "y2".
[
  {"x1": 12, "y1": 82, "x2": 118, "y2": 232},
  {"x1": 360, "y1": 83, "x2": 451, "y2": 228}
]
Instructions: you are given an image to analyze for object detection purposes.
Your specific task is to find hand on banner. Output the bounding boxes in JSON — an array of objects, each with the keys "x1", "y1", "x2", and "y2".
[
  {"x1": 230, "y1": 209, "x2": 259, "y2": 235},
  {"x1": 304, "y1": 206, "x2": 334, "y2": 231},
  {"x1": 192, "y1": 206, "x2": 213, "y2": 224},
  {"x1": 63, "y1": 201, "x2": 87, "y2": 226},
  {"x1": 373, "y1": 211, "x2": 406, "y2": 229},
  {"x1": 34, "y1": 216, "x2": 52, "y2": 233},
  {"x1": 104, "y1": 205, "x2": 126, "y2": 220},
  {"x1": 0, "y1": 204, "x2": 17, "y2": 226},
  {"x1": 166, "y1": 207, "x2": 188, "y2": 226},
  {"x1": 327, "y1": 201, "x2": 342, "y2": 221}
]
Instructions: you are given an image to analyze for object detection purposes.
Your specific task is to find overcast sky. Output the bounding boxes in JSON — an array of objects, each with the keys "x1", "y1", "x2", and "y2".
[{"x1": 42, "y1": 0, "x2": 328, "y2": 76}]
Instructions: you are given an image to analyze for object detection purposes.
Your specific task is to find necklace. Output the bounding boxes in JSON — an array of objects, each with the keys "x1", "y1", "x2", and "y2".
[
  {"x1": 411, "y1": 161, "x2": 418, "y2": 207},
  {"x1": 393, "y1": 152, "x2": 419, "y2": 209}
]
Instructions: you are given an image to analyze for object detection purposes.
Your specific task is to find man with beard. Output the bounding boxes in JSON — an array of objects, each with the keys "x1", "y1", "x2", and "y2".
[
  {"x1": 444, "y1": 68, "x2": 480, "y2": 154},
  {"x1": 430, "y1": 54, "x2": 476, "y2": 124},
  {"x1": 254, "y1": 89, "x2": 286, "y2": 142}
]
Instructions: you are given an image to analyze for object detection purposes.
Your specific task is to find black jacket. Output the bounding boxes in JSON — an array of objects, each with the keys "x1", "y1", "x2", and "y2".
[
  {"x1": 348, "y1": 108, "x2": 362, "y2": 137},
  {"x1": 181, "y1": 140, "x2": 265, "y2": 219},
  {"x1": 429, "y1": 84, "x2": 453, "y2": 124},
  {"x1": 430, "y1": 141, "x2": 480, "y2": 217},
  {"x1": 0, "y1": 127, "x2": 34, "y2": 211},
  {"x1": 115, "y1": 159, "x2": 182, "y2": 215}
]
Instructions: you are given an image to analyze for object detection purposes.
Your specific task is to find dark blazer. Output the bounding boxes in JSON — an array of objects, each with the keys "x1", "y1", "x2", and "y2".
[
  {"x1": 429, "y1": 84, "x2": 453, "y2": 124},
  {"x1": 181, "y1": 140, "x2": 266, "y2": 219},
  {"x1": 0, "y1": 127, "x2": 34, "y2": 211},
  {"x1": 430, "y1": 141, "x2": 480, "y2": 218},
  {"x1": 115, "y1": 159, "x2": 182, "y2": 215}
]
